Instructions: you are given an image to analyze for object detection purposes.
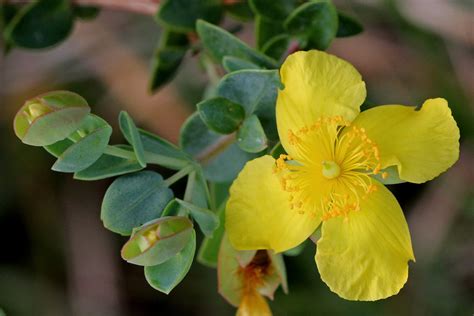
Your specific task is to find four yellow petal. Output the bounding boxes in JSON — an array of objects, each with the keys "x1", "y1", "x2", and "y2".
[
  {"x1": 276, "y1": 50, "x2": 366, "y2": 158},
  {"x1": 316, "y1": 180, "x2": 415, "y2": 301},
  {"x1": 352, "y1": 98, "x2": 460, "y2": 183},
  {"x1": 226, "y1": 155, "x2": 321, "y2": 253}
]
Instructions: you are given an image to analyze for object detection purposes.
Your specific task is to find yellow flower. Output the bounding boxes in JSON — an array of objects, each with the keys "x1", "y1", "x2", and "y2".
[{"x1": 226, "y1": 50, "x2": 460, "y2": 301}]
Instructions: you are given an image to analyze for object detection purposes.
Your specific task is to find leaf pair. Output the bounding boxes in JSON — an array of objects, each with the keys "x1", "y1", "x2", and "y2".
[
  {"x1": 102, "y1": 169, "x2": 219, "y2": 294},
  {"x1": 122, "y1": 216, "x2": 196, "y2": 294},
  {"x1": 14, "y1": 91, "x2": 114, "y2": 173},
  {"x1": 250, "y1": 0, "x2": 363, "y2": 58},
  {"x1": 197, "y1": 69, "x2": 280, "y2": 154}
]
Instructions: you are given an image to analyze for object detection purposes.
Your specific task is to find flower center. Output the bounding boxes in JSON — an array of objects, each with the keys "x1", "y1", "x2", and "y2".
[
  {"x1": 322, "y1": 160, "x2": 340, "y2": 179},
  {"x1": 274, "y1": 116, "x2": 388, "y2": 221}
]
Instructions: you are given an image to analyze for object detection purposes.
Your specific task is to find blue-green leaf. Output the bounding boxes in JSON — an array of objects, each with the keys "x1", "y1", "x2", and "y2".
[
  {"x1": 74, "y1": 145, "x2": 144, "y2": 181},
  {"x1": 101, "y1": 171, "x2": 174, "y2": 235},
  {"x1": 14, "y1": 90, "x2": 90, "y2": 146},
  {"x1": 197, "y1": 97, "x2": 245, "y2": 134},
  {"x1": 196, "y1": 20, "x2": 277, "y2": 68},
  {"x1": 51, "y1": 114, "x2": 112, "y2": 172},
  {"x1": 197, "y1": 202, "x2": 225, "y2": 267},
  {"x1": 217, "y1": 69, "x2": 280, "y2": 140},
  {"x1": 176, "y1": 199, "x2": 219, "y2": 237},
  {"x1": 222, "y1": 56, "x2": 260, "y2": 73},
  {"x1": 121, "y1": 216, "x2": 193, "y2": 266},
  {"x1": 224, "y1": 1, "x2": 253, "y2": 21},
  {"x1": 249, "y1": 0, "x2": 297, "y2": 20},
  {"x1": 144, "y1": 229, "x2": 196, "y2": 294},
  {"x1": 261, "y1": 34, "x2": 290, "y2": 61},
  {"x1": 284, "y1": 0, "x2": 338, "y2": 50},
  {"x1": 119, "y1": 111, "x2": 146, "y2": 167},
  {"x1": 162, "y1": 199, "x2": 186, "y2": 217},
  {"x1": 255, "y1": 15, "x2": 284, "y2": 50},
  {"x1": 336, "y1": 12, "x2": 363, "y2": 37},
  {"x1": 180, "y1": 112, "x2": 257, "y2": 182},
  {"x1": 157, "y1": 0, "x2": 222, "y2": 33},
  {"x1": 73, "y1": 5, "x2": 100, "y2": 20},
  {"x1": 184, "y1": 169, "x2": 210, "y2": 209},
  {"x1": 237, "y1": 115, "x2": 267, "y2": 153},
  {"x1": 4, "y1": 0, "x2": 74, "y2": 49}
]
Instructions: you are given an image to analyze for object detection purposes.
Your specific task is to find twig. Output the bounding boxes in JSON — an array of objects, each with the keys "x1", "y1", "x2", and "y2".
[
  {"x1": 196, "y1": 133, "x2": 236, "y2": 164},
  {"x1": 6, "y1": 0, "x2": 159, "y2": 15}
]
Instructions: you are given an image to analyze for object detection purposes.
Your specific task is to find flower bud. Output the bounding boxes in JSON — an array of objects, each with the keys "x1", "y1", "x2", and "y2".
[{"x1": 14, "y1": 90, "x2": 90, "y2": 146}]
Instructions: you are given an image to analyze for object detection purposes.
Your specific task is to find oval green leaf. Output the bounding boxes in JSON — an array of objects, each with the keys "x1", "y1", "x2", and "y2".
[
  {"x1": 222, "y1": 56, "x2": 260, "y2": 73},
  {"x1": 51, "y1": 114, "x2": 112, "y2": 172},
  {"x1": 149, "y1": 29, "x2": 189, "y2": 92},
  {"x1": 162, "y1": 199, "x2": 186, "y2": 217},
  {"x1": 119, "y1": 111, "x2": 146, "y2": 168},
  {"x1": 74, "y1": 145, "x2": 144, "y2": 181},
  {"x1": 217, "y1": 69, "x2": 280, "y2": 141},
  {"x1": 140, "y1": 129, "x2": 191, "y2": 170},
  {"x1": 180, "y1": 112, "x2": 257, "y2": 182},
  {"x1": 150, "y1": 47, "x2": 187, "y2": 92},
  {"x1": 284, "y1": 0, "x2": 338, "y2": 50},
  {"x1": 144, "y1": 229, "x2": 196, "y2": 294},
  {"x1": 255, "y1": 15, "x2": 284, "y2": 50},
  {"x1": 197, "y1": 202, "x2": 225, "y2": 267},
  {"x1": 249, "y1": 0, "x2": 297, "y2": 20},
  {"x1": 44, "y1": 138, "x2": 75, "y2": 157},
  {"x1": 176, "y1": 199, "x2": 219, "y2": 237},
  {"x1": 4, "y1": 0, "x2": 74, "y2": 49},
  {"x1": 261, "y1": 34, "x2": 290, "y2": 61},
  {"x1": 14, "y1": 90, "x2": 90, "y2": 146},
  {"x1": 183, "y1": 170, "x2": 209, "y2": 210},
  {"x1": 197, "y1": 97, "x2": 245, "y2": 134},
  {"x1": 157, "y1": 0, "x2": 223, "y2": 33},
  {"x1": 336, "y1": 12, "x2": 363, "y2": 37},
  {"x1": 224, "y1": 1, "x2": 253, "y2": 21},
  {"x1": 101, "y1": 170, "x2": 174, "y2": 235},
  {"x1": 237, "y1": 115, "x2": 267, "y2": 153},
  {"x1": 121, "y1": 216, "x2": 193, "y2": 266},
  {"x1": 73, "y1": 5, "x2": 100, "y2": 20},
  {"x1": 196, "y1": 20, "x2": 277, "y2": 68}
]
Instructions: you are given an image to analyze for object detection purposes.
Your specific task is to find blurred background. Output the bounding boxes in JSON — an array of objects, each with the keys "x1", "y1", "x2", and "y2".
[{"x1": 0, "y1": 0, "x2": 473, "y2": 315}]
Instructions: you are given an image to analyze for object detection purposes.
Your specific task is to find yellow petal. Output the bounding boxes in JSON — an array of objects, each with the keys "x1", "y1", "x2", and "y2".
[
  {"x1": 352, "y1": 98, "x2": 460, "y2": 183},
  {"x1": 276, "y1": 50, "x2": 366, "y2": 158},
  {"x1": 316, "y1": 180, "x2": 414, "y2": 301},
  {"x1": 226, "y1": 155, "x2": 321, "y2": 253},
  {"x1": 237, "y1": 290, "x2": 272, "y2": 316}
]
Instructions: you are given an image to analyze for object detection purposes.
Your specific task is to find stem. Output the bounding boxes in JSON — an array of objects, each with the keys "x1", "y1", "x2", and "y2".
[
  {"x1": 104, "y1": 145, "x2": 189, "y2": 169},
  {"x1": 183, "y1": 171, "x2": 196, "y2": 202},
  {"x1": 196, "y1": 133, "x2": 236, "y2": 164},
  {"x1": 143, "y1": 152, "x2": 189, "y2": 169},
  {"x1": 202, "y1": 54, "x2": 220, "y2": 86},
  {"x1": 164, "y1": 164, "x2": 194, "y2": 186},
  {"x1": 103, "y1": 145, "x2": 136, "y2": 160},
  {"x1": 7, "y1": 0, "x2": 159, "y2": 15}
]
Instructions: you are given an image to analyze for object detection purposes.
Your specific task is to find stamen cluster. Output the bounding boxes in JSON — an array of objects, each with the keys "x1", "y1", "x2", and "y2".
[{"x1": 274, "y1": 116, "x2": 389, "y2": 221}]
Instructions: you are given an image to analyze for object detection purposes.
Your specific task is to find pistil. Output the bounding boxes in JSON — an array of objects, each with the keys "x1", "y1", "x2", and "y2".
[{"x1": 322, "y1": 160, "x2": 340, "y2": 179}]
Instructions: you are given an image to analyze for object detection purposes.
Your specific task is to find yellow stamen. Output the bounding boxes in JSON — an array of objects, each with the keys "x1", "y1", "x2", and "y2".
[{"x1": 275, "y1": 116, "x2": 382, "y2": 221}]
